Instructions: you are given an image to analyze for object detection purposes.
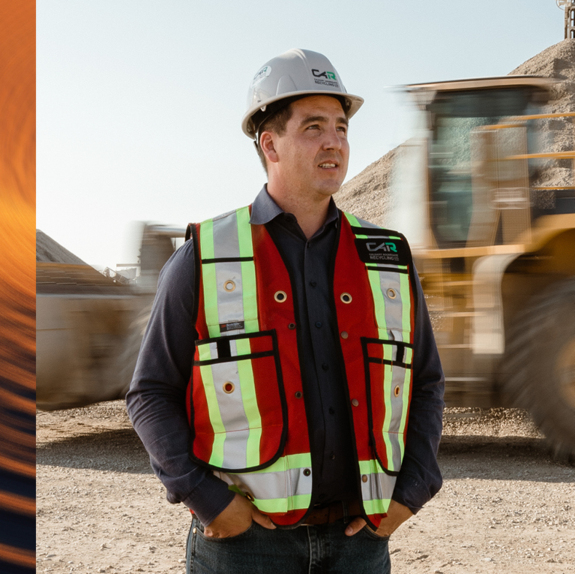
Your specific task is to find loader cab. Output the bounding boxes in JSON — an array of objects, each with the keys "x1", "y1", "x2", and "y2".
[{"x1": 407, "y1": 77, "x2": 552, "y2": 250}]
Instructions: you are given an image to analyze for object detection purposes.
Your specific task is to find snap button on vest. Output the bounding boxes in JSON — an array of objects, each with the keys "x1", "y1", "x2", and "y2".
[
  {"x1": 223, "y1": 382, "x2": 235, "y2": 394},
  {"x1": 295, "y1": 391, "x2": 303, "y2": 399},
  {"x1": 288, "y1": 323, "x2": 296, "y2": 330},
  {"x1": 341, "y1": 331, "x2": 349, "y2": 339},
  {"x1": 303, "y1": 469, "x2": 311, "y2": 476},
  {"x1": 351, "y1": 399, "x2": 359, "y2": 407},
  {"x1": 224, "y1": 280, "x2": 236, "y2": 292},
  {"x1": 387, "y1": 288, "x2": 397, "y2": 299},
  {"x1": 394, "y1": 386, "x2": 401, "y2": 397},
  {"x1": 340, "y1": 292, "x2": 352, "y2": 304},
  {"x1": 245, "y1": 492, "x2": 255, "y2": 502},
  {"x1": 362, "y1": 475, "x2": 368, "y2": 483},
  {"x1": 274, "y1": 291, "x2": 287, "y2": 302}
]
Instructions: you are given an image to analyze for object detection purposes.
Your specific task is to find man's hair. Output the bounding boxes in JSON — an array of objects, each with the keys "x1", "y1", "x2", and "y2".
[{"x1": 256, "y1": 104, "x2": 294, "y2": 174}]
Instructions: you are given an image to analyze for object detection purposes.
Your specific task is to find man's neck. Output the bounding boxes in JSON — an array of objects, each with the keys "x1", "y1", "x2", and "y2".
[{"x1": 266, "y1": 184, "x2": 333, "y2": 240}]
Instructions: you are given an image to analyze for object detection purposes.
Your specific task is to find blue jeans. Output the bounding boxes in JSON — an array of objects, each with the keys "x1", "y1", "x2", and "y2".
[{"x1": 186, "y1": 516, "x2": 391, "y2": 574}]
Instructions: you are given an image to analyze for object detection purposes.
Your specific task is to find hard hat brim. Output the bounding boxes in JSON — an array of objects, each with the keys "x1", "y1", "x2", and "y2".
[{"x1": 241, "y1": 90, "x2": 364, "y2": 139}]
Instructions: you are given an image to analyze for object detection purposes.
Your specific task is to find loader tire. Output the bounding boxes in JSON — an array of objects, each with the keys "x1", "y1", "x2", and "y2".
[{"x1": 504, "y1": 279, "x2": 575, "y2": 462}]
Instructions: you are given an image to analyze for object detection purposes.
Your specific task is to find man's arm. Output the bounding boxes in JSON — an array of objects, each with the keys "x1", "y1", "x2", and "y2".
[
  {"x1": 125, "y1": 239, "x2": 235, "y2": 526},
  {"x1": 346, "y1": 268, "x2": 444, "y2": 537}
]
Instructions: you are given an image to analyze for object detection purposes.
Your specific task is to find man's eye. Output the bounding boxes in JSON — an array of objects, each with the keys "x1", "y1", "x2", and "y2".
[
  {"x1": 337, "y1": 126, "x2": 347, "y2": 134},
  {"x1": 307, "y1": 124, "x2": 320, "y2": 130}
]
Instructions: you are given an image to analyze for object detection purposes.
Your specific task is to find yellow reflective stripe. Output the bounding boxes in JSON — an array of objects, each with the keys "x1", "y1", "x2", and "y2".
[
  {"x1": 235, "y1": 338, "x2": 262, "y2": 468},
  {"x1": 254, "y1": 494, "x2": 312, "y2": 514},
  {"x1": 199, "y1": 220, "x2": 221, "y2": 337},
  {"x1": 368, "y1": 269, "x2": 387, "y2": 339},
  {"x1": 344, "y1": 212, "x2": 360, "y2": 227},
  {"x1": 198, "y1": 345, "x2": 225, "y2": 467},
  {"x1": 400, "y1": 272, "x2": 411, "y2": 338},
  {"x1": 236, "y1": 207, "x2": 259, "y2": 333},
  {"x1": 358, "y1": 458, "x2": 383, "y2": 475},
  {"x1": 381, "y1": 363, "x2": 395, "y2": 471},
  {"x1": 363, "y1": 498, "x2": 390, "y2": 515},
  {"x1": 404, "y1": 347, "x2": 413, "y2": 365}
]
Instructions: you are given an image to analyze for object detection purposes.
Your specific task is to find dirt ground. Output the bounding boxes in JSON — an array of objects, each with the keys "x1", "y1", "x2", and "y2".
[{"x1": 36, "y1": 402, "x2": 575, "y2": 574}]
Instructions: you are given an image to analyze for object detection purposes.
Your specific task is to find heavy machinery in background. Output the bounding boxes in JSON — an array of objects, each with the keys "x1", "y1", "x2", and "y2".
[
  {"x1": 36, "y1": 224, "x2": 185, "y2": 410},
  {"x1": 389, "y1": 75, "x2": 575, "y2": 458}
]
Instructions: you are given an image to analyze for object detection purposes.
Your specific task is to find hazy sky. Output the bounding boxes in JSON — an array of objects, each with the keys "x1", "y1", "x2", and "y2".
[{"x1": 37, "y1": 0, "x2": 563, "y2": 267}]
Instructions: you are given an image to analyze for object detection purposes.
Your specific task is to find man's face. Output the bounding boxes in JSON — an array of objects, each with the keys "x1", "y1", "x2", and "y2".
[{"x1": 270, "y1": 95, "x2": 350, "y2": 199}]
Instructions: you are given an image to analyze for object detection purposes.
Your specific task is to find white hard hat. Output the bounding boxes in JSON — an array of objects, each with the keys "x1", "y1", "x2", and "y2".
[{"x1": 242, "y1": 48, "x2": 364, "y2": 140}]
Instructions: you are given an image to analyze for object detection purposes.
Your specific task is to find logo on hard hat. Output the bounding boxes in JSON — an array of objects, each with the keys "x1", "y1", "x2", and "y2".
[
  {"x1": 312, "y1": 69, "x2": 337, "y2": 80},
  {"x1": 252, "y1": 65, "x2": 272, "y2": 85},
  {"x1": 311, "y1": 69, "x2": 339, "y2": 88}
]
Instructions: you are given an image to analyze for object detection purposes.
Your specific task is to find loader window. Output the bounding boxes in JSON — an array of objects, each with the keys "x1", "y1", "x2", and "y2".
[{"x1": 428, "y1": 88, "x2": 533, "y2": 248}]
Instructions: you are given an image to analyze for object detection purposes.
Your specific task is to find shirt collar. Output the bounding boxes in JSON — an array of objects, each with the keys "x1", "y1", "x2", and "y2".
[{"x1": 250, "y1": 184, "x2": 340, "y2": 227}]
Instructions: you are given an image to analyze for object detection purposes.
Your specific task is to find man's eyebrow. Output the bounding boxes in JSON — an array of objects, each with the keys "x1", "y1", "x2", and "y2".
[{"x1": 299, "y1": 115, "x2": 349, "y2": 127}]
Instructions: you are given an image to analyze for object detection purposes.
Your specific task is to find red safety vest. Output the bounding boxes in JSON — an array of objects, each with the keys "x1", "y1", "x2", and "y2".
[{"x1": 186, "y1": 206, "x2": 416, "y2": 529}]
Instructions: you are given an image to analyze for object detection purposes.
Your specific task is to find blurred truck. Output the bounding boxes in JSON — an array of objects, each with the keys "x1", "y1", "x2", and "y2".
[
  {"x1": 389, "y1": 76, "x2": 575, "y2": 459},
  {"x1": 36, "y1": 224, "x2": 184, "y2": 410}
]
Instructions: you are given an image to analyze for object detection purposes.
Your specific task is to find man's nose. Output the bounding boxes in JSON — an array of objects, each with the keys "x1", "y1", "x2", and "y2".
[{"x1": 322, "y1": 126, "x2": 343, "y2": 150}]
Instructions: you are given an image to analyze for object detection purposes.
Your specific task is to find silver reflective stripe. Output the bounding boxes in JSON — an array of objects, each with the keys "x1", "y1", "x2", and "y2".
[
  {"x1": 359, "y1": 459, "x2": 396, "y2": 515},
  {"x1": 212, "y1": 210, "x2": 240, "y2": 259},
  {"x1": 220, "y1": 467, "x2": 312, "y2": 501},
  {"x1": 209, "y1": 360, "x2": 250, "y2": 469},
  {"x1": 386, "y1": 365, "x2": 408, "y2": 471},
  {"x1": 215, "y1": 261, "x2": 245, "y2": 329},
  {"x1": 210, "y1": 212, "x2": 245, "y2": 335},
  {"x1": 378, "y1": 271, "x2": 404, "y2": 342},
  {"x1": 215, "y1": 453, "x2": 313, "y2": 513}
]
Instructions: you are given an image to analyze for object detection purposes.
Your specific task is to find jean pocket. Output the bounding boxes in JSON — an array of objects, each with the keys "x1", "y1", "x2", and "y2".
[
  {"x1": 197, "y1": 520, "x2": 255, "y2": 543},
  {"x1": 361, "y1": 525, "x2": 390, "y2": 541}
]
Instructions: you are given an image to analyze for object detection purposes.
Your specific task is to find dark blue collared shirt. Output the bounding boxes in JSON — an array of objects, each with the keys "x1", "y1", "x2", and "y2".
[{"x1": 127, "y1": 186, "x2": 445, "y2": 526}]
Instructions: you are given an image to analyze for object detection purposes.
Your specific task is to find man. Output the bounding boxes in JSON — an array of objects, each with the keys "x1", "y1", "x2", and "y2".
[{"x1": 127, "y1": 48, "x2": 444, "y2": 574}]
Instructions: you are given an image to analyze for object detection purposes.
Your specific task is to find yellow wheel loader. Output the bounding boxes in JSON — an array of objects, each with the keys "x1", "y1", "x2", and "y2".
[{"x1": 390, "y1": 76, "x2": 575, "y2": 459}]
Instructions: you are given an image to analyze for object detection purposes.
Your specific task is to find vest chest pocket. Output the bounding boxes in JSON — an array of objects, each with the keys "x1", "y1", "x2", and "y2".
[
  {"x1": 190, "y1": 330, "x2": 287, "y2": 473},
  {"x1": 362, "y1": 338, "x2": 414, "y2": 475}
]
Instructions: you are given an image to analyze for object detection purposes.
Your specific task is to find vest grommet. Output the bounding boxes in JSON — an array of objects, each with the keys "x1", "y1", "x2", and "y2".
[
  {"x1": 245, "y1": 492, "x2": 255, "y2": 502},
  {"x1": 193, "y1": 527, "x2": 197, "y2": 534},
  {"x1": 274, "y1": 290, "x2": 287, "y2": 303},
  {"x1": 303, "y1": 468, "x2": 311, "y2": 477},
  {"x1": 341, "y1": 331, "x2": 349, "y2": 339},
  {"x1": 288, "y1": 323, "x2": 296, "y2": 330},
  {"x1": 223, "y1": 381, "x2": 235, "y2": 394},
  {"x1": 351, "y1": 398, "x2": 359, "y2": 407},
  {"x1": 340, "y1": 292, "x2": 352, "y2": 304},
  {"x1": 295, "y1": 391, "x2": 303, "y2": 399},
  {"x1": 224, "y1": 280, "x2": 236, "y2": 292},
  {"x1": 394, "y1": 385, "x2": 401, "y2": 397},
  {"x1": 362, "y1": 474, "x2": 368, "y2": 483},
  {"x1": 387, "y1": 288, "x2": 397, "y2": 299}
]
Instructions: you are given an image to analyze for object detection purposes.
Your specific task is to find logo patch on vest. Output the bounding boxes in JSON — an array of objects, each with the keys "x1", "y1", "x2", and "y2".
[
  {"x1": 354, "y1": 237, "x2": 409, "y2": 265},
  {"x1": 220, "y1": 321, "x2": 245, "y2": 333}
]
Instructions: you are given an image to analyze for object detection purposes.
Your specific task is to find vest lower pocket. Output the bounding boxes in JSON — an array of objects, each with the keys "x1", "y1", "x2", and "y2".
[
  {"x1": 362, "y1": 338, "x2": 413, "y2": 475},
  {"x1": 190, "y1": 330, "x2": 287, "y2": 472}
]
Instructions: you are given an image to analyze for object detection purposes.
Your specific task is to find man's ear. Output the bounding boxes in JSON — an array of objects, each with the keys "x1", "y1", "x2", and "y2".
[{"x1": 260, "y1": 131, "x2": 279, "y2": 164}]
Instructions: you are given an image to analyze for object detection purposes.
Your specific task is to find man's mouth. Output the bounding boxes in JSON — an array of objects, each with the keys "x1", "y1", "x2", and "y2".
[{"x1": 318, "y1": 162, "x2": 338, "y2": 169}]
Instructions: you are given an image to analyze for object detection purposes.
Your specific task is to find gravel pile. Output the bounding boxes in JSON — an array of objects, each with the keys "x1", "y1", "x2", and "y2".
[
  {"x1": 36, "y1": 229, "x2": 88, "y2": 265},
  {"x1": 337, "y1": 39, "x2": 575, "y2": 218}
]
